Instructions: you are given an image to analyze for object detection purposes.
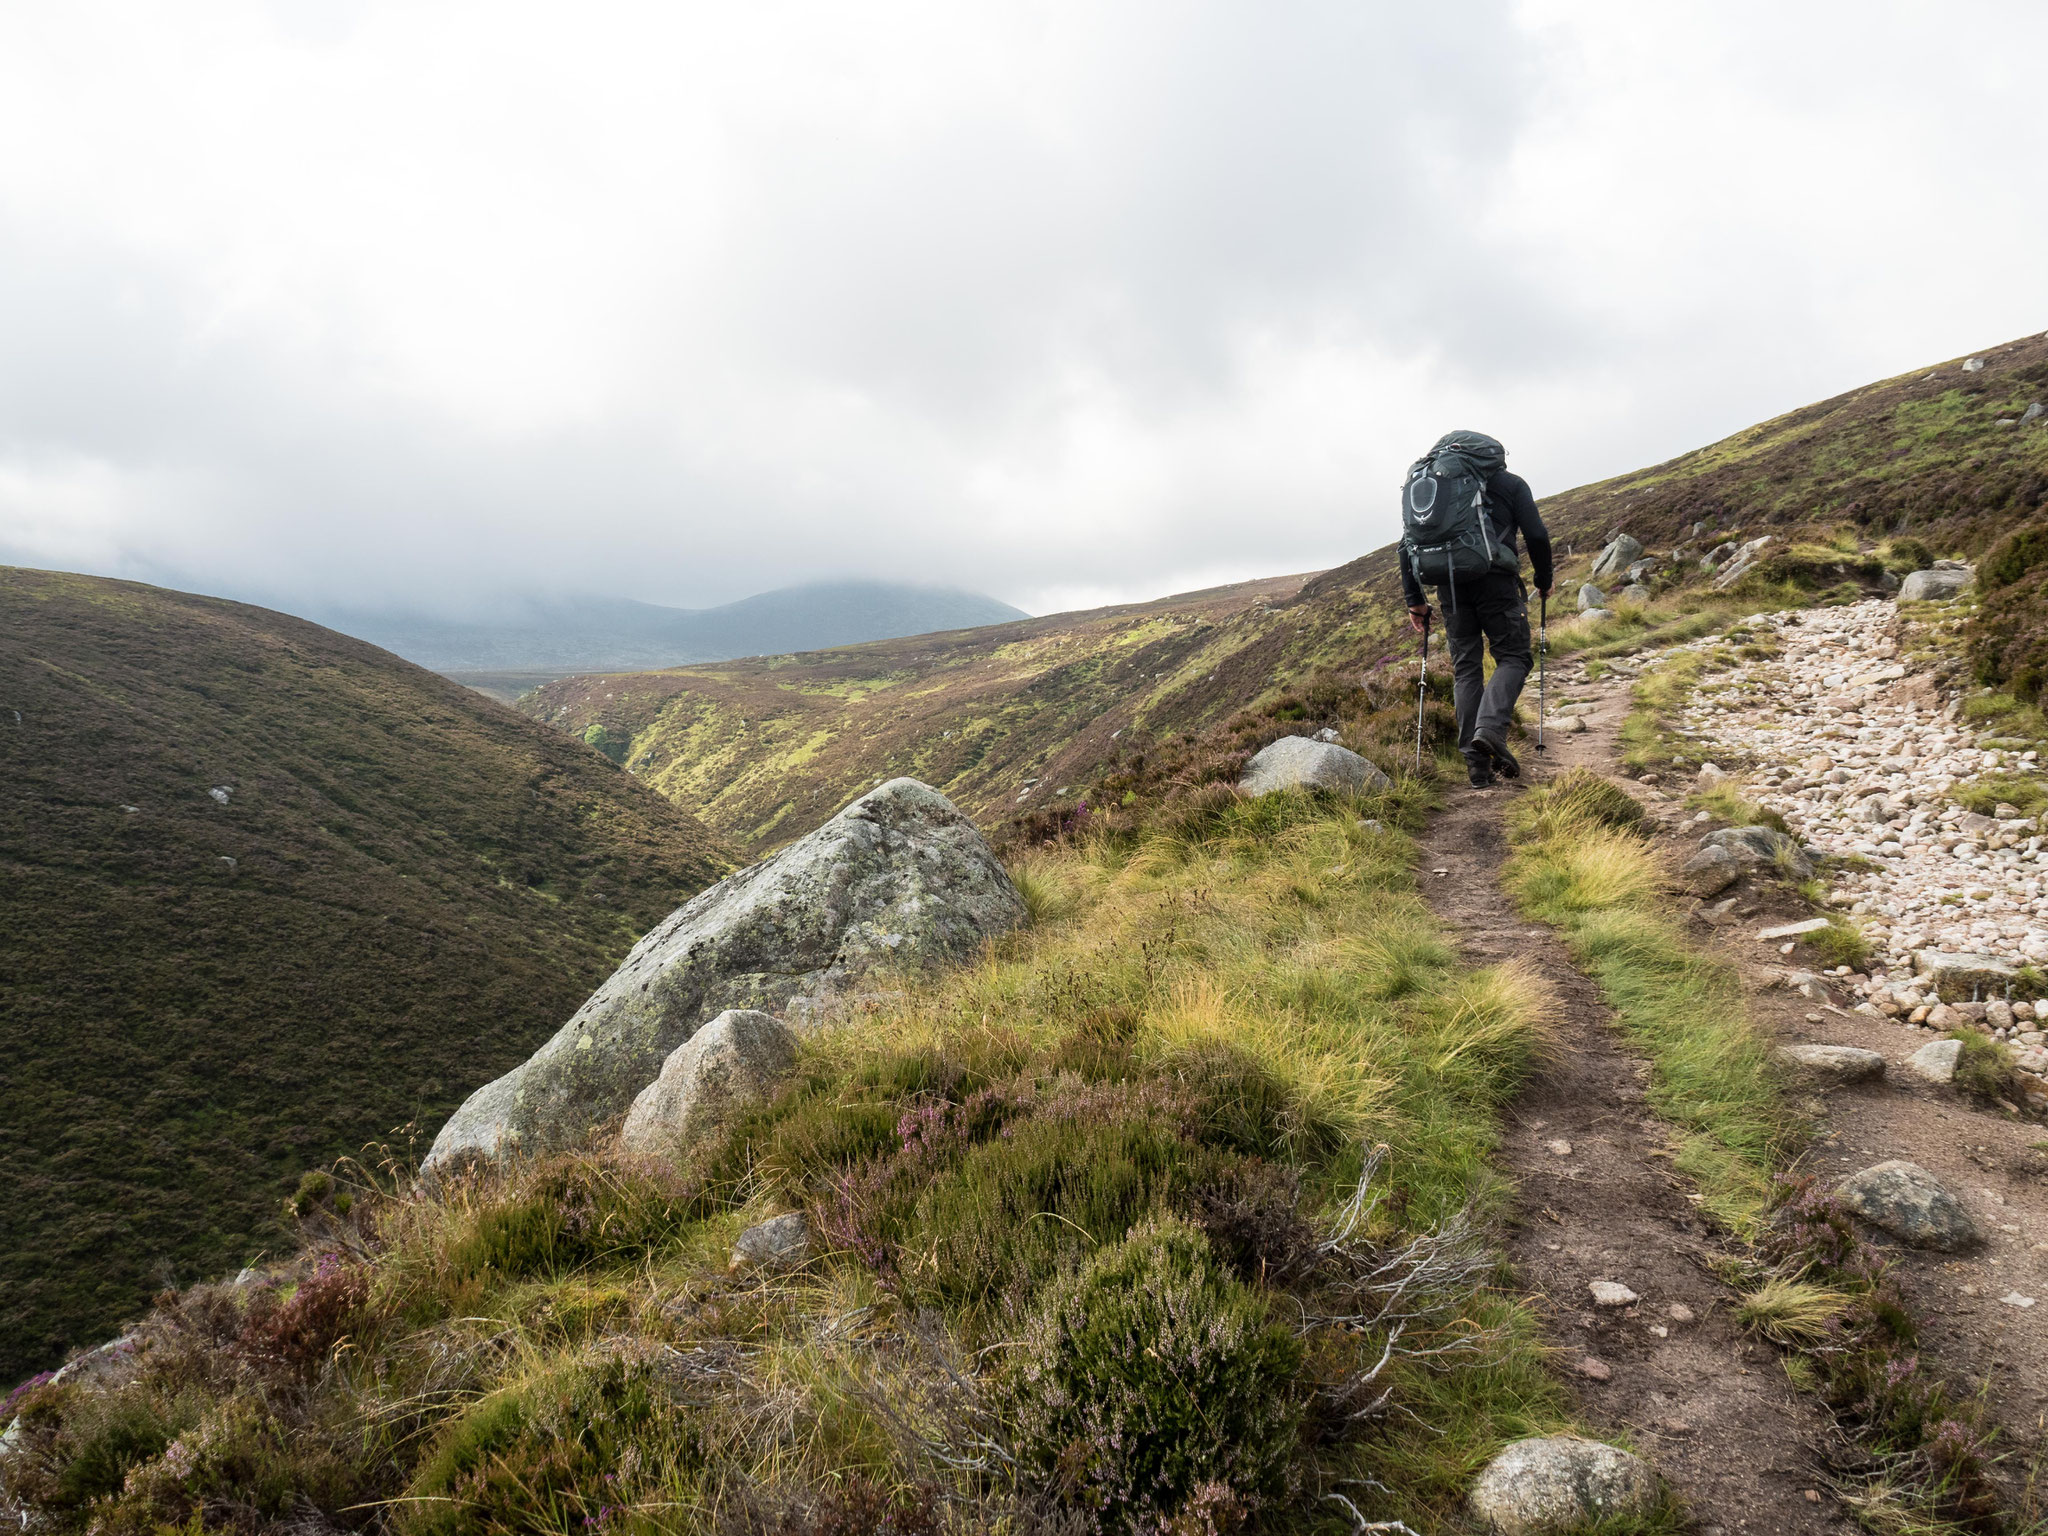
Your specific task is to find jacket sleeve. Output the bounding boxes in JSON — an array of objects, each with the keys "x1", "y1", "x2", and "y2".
[
  {"x1": 1398, "y1": 542, "x2": 1425, "y2": 609},
  {"x1": 1504, "y1": 475, "x2": 1554, "y2": 592}
]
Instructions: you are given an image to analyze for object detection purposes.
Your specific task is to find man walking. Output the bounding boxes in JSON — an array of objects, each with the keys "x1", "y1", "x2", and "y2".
[{"x1": 1396, "y1": 430, "x2": 1553, "y2": 788}]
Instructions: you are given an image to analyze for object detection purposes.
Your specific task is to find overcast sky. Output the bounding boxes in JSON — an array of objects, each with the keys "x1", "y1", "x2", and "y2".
[{"x1": 1, "y1": 1, "x2": 2043, "y2": 620}]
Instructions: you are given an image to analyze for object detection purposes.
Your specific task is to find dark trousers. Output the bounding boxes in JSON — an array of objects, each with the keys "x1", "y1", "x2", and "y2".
[{"x1": 1435, "y1": 571, "x2": 1531, "y2": 755}]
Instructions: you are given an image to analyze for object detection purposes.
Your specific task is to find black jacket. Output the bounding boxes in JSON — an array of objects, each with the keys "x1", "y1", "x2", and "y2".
[{"x1": 1399, "y1": 468, "x2": 1553, "y2": 609}]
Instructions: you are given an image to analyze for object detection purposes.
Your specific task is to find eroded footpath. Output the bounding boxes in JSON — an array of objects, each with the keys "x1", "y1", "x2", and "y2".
[{"x1": 1418, "y1": 715, "x2": 1837, "y2": 1536}]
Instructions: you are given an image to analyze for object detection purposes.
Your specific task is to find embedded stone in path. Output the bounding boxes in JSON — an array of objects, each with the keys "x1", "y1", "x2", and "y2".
[
  {"x1": 619, "y1": 1009, "x2": 798, "y2": 1158},
  {"x1": 1238, "y1": 735, "x2": 1392, "y2": 797},
  {"x1": 1777, "y1": 1043, "x2": 1886, "y2": 1083},
  {"x1": 1913, "y1": 950, "x2": 2019, "y2": 1003},
  {"x1": 1588, "y1": 1280, "x2": 1639, "y2": 1307},
  {"x1": 1681, "y1": 843, "x2": 1744, "y2": 895},
  {"x1": 1700, "y1": 824, "x2": 1814, "y2": 880},
  {"x1": 1468, "y1": 1436, "x2": 1658, "y2": 1535},
  {"x1": 1758, "y1": 917, "x2": 1831, "y2": 941},
  {"x1": 1903, "y1": 1038, "x2": 1961, "y2": 1084},
  {"x1": 424, "y1": 778, "x2": 1026, "y2": 1172},
  {"x1": 1834, "y1": 1160, "x2": 1979, "y2": 1250}
]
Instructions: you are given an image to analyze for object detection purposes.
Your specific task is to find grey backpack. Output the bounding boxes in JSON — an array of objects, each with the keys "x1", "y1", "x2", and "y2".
[{"x1": 1400, "y1": 431, "x2": 1516, "y2": 597}]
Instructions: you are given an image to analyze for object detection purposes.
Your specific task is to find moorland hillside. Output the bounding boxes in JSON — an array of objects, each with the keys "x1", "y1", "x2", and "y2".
[
  {"x1": 0, "y1": 569, "x2": 733, "y2": 1378},
  {"x1": 525, "y1": 332, "x2": 2048, "y2": 853}
]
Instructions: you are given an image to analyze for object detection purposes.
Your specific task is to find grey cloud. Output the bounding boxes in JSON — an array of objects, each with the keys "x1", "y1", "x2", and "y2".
[{"x1": 2, "y1": 2, "x2": 2047, "y2": 622}]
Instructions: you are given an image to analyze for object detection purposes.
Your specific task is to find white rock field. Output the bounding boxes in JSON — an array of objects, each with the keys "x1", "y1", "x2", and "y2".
[{"x1": 1629, "y1": 597, "x2": 2048, "y2": 1080}]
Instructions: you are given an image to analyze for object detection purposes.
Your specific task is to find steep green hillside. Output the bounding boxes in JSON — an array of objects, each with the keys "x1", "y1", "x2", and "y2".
[
  {"x1": 0, "y1": 569, "x2": 733, "y2": 1380},
  {"x1": 527, "y1": 333, "x2": 2048, "y2": 854}
]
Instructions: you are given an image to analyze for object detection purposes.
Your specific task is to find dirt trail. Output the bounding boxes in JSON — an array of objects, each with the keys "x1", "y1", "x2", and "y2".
[{"x1": 1420, "y1": 686, "x2": 1839, "y2": 1536}]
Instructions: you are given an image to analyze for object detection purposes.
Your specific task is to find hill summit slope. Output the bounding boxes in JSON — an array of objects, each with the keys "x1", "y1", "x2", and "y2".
[
  {"x1": 0, "y1": 568, "x2": 734, "y2": 1379},
  {"x1": 526, "y1": 332, "x2": 2048, "y2": 853}
]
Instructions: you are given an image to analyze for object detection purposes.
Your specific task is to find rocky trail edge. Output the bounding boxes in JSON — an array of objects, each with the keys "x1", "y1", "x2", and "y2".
[{"x1": 1426, "y1": 598, "x2": 2048, "y2": 1530}]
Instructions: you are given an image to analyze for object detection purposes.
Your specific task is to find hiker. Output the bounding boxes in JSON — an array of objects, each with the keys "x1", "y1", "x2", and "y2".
[{"x1": 1397, "y1": 430, "x2": 1553, "y2": 788}]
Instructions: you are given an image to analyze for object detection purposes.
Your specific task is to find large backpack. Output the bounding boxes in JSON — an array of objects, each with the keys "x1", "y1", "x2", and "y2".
[{"x1": 1400, "y1": 431, "x2": 1517, "y2": 598}]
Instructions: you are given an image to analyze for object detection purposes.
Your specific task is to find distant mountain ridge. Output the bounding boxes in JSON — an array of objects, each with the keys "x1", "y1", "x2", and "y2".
[{"x1": 321, "y1": 580, "x2": 1030, "y2": 673}]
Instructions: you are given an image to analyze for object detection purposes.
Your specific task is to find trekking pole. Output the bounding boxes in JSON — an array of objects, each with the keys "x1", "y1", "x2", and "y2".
[
  {"x1": 1414, "y1": 613, "x2": 1430, "y2": 775},
  {"x1": 1535, "y1": 593, "x2": 1548, "y2": 752}
]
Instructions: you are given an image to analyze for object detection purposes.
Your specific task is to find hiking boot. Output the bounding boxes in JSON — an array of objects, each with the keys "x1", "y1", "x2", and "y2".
[
  {"x1": 1473, "y1": 732, "x2": 1521, "y2": 779},
  {"x1": 1466, "y1": 760, "x2": 1497, "y2": 789}
]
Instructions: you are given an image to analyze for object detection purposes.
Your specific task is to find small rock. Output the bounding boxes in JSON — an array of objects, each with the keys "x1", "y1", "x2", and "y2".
[
  {"x1": 1580, "y1": 608, "x2": 1616, "y2": 623},
  {"x1": 1667, "y1": 1303, "x2": 1695, "y2": 1323},
  {"x1": 1545, "y1": 1138, "x2": 1573, "y2": 1156},
  {"x1": 1578, "y1": 582, "x2": 1609, "y2": 612},
  {"x1": 1701, "y1": 824, "x2": 1814, "y2": 880},
  {"x1": 1588, "y1": 1281, "x2": 1639, "y2": 1307},
  {"x1": 1777, "y1": 1044, "x2": 1885, "y2": 1083},
  {"x1": 1913, "y1": 949, "x2": 2018, "y2": 1002},
  {"x1": 1312, "y1": 726, "x2": 1341, "y2": 743},
  {"x1": 1238, "y1": 736, "x2": 1394, "y2": 797},
  {"x1": 1576, "y1": 1356, "x2": 1612, "y2": 1381},
  {"x1": 619, "y1": 1009, "x2": 799, "y2": 1158},
  {"x1": 1696, "y1": 762, "x2": 1727, "y2": 788},
  {"x1": 1834, "y1": 1159, "x2": 1980, "y2": 1250},
  {"x1": 730, "y1": 1212, "x2": 810, "y2": 1271},
  {"x1": 1898, "y1": 567, "x2": 1974, "y2": 603},
  {"x1": 1468, "y1": 1436, "x2": 1657, "y2": 1535},
  {"x1": 1589, "y1": 534, "x2": 1645, "y2": 580},
  {"x1": 1759, "y1": 917, "x2": 1832, "y2": 941},
  {"x1": 1903, "y1": 1038, "x2": 1962, "y2": 1084},
  {"x1": 1961, "y1": 356, "x2": 1985, "y2": 373},
  {"x1": 1681, "y1": 844, "x2": 1744, "y2": 896},
  {"x1": 2001, "y1": 1292, "x2": 2036, "y2": 1308}
]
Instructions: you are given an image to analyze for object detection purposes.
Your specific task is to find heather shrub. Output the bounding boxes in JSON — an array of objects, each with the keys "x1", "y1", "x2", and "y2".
[
  {"x1": 400, "y1": 1353, "x2": 705, "y2": 1536},
  {"x1": 236, "y1": 1251, "x2": 369, "y2": 1378},
  {"x1": 1006, "y1": 1217, "x2": 1303, "y2": 1532},
  {"x1": 9, "y1": 1384, "x2": 190, "y2": 1509}
]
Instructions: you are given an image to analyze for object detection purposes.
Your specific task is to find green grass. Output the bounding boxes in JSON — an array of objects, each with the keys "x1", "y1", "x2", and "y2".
[
  {"x1": 1505, "y1": 770, "x2": 1798, "y2": 1233},
  {"x1": 1949, "y1": 1031, "x2": 2031, "y2": 1110},
  {"x1": 1951, "y1": 771, "x2": 2048, "y2": 818},
  {"x1": 1805, "y1": 919, "x2": 1873, "y2": 972},
  {"x1": 1688, "y1": 783, "x2": 1792, "y2": 835},
  {"x1": 8, "y1": 789, "x2": 1627, "y2": 1534}
]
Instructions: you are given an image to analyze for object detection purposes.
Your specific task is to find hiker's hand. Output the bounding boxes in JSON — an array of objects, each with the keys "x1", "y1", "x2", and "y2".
[
  {"x1": 1408, "y1": 605, "x2": 1431, "y2": 635},
  {"x1": 1537, "y1": 585, "x2": 1551, "y2": 601}
]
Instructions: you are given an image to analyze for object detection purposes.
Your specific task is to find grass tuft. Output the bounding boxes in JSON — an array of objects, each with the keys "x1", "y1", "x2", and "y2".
[
  {"x1": 1736, "y1": 1277, "x2": 1853, "y2": 1345},
  {"x1": 1506, "y1": 772, "x2": 1797, "y2": 1234}
]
